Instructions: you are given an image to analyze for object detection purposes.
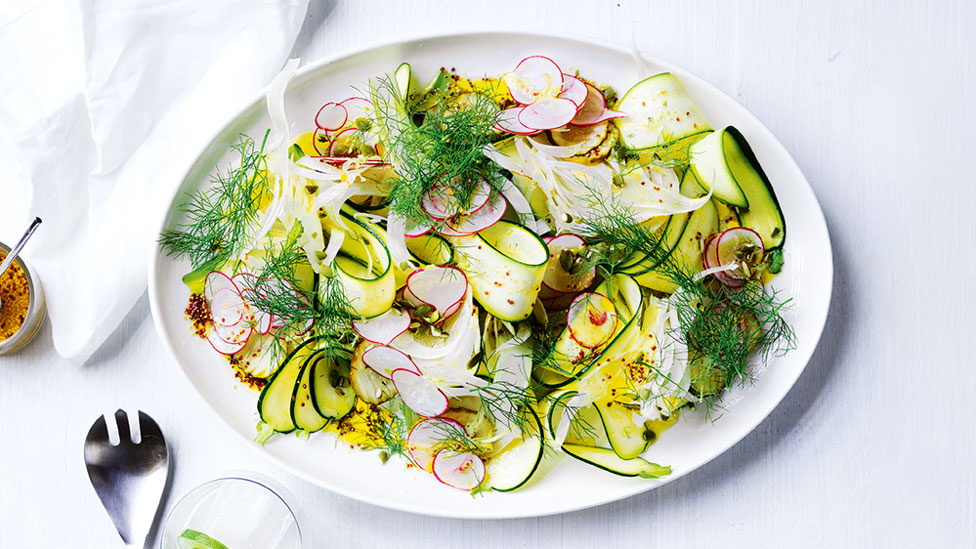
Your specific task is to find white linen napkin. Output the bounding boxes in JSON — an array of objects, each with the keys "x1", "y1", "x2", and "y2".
[{"x1": 0, "y1": 0, "x2": 310, "y2": 363}]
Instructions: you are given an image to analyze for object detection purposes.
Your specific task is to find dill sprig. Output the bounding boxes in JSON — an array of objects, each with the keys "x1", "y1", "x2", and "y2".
[
  {"x1": 468, "y1": 378, "x2": 535, "y2": 435},
  {"x1": 373, "y1": 399, "x2": 482, "y2": 463},
  {"x1": 669, "y1": 275, "x2": 795, "y2": 397},
  {"x1": 241, "y1": 220, "x2": 354, "y2": 362},
  {"x1": 159, "y1": 132, "x2": 271, "y2": 268},
  {"x1": 373, "y1": 400, "x2": 416, "y2": 462},
  {"x1": 370, "y1": 76, "x2": 504, "y2": 226},
  {"x1": 577, "y1": 185, "x2": 796, "y2": 407}
]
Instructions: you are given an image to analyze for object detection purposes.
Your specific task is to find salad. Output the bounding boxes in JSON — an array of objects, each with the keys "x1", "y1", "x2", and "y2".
[{"x1": 160, "y1": 55, "x2": 794, "y2": 493}]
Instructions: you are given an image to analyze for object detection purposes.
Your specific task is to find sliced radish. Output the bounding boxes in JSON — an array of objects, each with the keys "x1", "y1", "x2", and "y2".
[
  {"x1": 255, "y1": 310, "x2": 273, "y2": 335},
  {"x1": 405, "y1": 267, "x2": 467, "y2": 317},
  {"x1": 441, "y1": 299, "x2": 464, "y2": 320},
  {"x1": 421, "y1": 178, "x2": 490, "y2": 221},
  {"x1": 328, "y1": 127, "x2": 360, "y2": 157},
  {"x1": 231, "y1": 273, "x2": 260, "y2": 297},
  {"x1": 542, "y1": 234, "x2": 596, "y2": 294},
  {"x1": 420, "y1": 186, "x2": 458, "y2": 220},
  {"x1": 462, "y1": 179, "x2": 492, "y2": 215},
  {"x1": 315, "y1": 102, "x2": 347, "y2": 131},
  {"x1": 362, "y1": 346, "x2": 420, "y2": 378},
  {"x1": 407, "y1": 418, "x2": 466, "y2": 472},
  {"x1": 269, "y1": 314, "x2": 286, "y2": 330},
  {"x1": 213, "y1": 322, "x2": 253, "y2": 346},
  {"x1": 352, "y1": 309, "x2": 411, "y2": 346},
  {"x1": 391, "y1": 369, "x2": 449, "y2": 417},
  {"x1": 339, "y1": 96, "x2": 373, "y2": 120},
  {"x1": 209, "y1": 288, "x2": 246, "y2": 327},
  {"x1": 307, "y1": 156, "x2": 387, "y2": 166},
  {"x1": 204, "y1": 271, "x2": 237, "y2": 301},
  {"x1": 312, "y1": 127, "x2": 329, "y2": 155},
  {"x1": 207, "y1": 328, "x2": 247, "y2": 355},
  {"x1": 441, "y1": 192, "x2": 507, "y2": 236},
  {"x1": 702, "y1": 232, "x2": 744, "y2": 286},
  {"x1": 567, "y1": 293, "x2": 618, "y2": 349},
  {"x1": 559, "y1": 75, "x2": 588, "y2": 108},
  {"x1": 405, "y1": 217, "x2": 433, "y2": 238},
  {"x1": 571, "y1": 82, "x2": 626, "y2": 126},
  {"x1": 432, "y1": 449, "x2": 485, "y2": 491},
  {"x1": 495, "y1": 107, "x2": 542, "y2": 135},
  {"x1": 702, "y1": 233, "x2": 720, "y2": 271},
  {"x1": 506, "y1": 55, "x2": 564, "y2": 105},
  {"x1": 716, "y1": 227, "x2": 765, "y2": 280},
  {"x1": 548, "y1": 233, "x2": 585, "y2": 249},
  {"x1": 518, "y1": 97, "x2": 579, "y2": 131}
]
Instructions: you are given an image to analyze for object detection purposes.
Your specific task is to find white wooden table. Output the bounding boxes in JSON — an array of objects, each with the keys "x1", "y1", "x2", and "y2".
[{"x1": 2, "y1": 1, "x2": 974, "y2": 546}]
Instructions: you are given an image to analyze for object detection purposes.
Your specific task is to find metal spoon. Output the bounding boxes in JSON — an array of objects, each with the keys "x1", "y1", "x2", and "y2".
[
  {"x1": 0, "y1": 217, "x2": 41, "y2": 311},
  {"x1": 85, "y1": 409, "x2": 170, "y2": 547}
]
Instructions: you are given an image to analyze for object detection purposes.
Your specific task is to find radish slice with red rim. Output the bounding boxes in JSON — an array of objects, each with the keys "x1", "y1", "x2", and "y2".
[
  {"x1": 213, "y1": 322, "x2": 253, "y2": 346},
  {"x1": 462, "y1": 179, "x2": 492, "y2": 215},
  {"x1": 578, "y1": 109, "x2": 626, "y2": 125},
  {"x1": 542, "y1": 233, "x2": 596, "y2": 294},
  {"x1": 506, "y1": 55, "x2": 564, "y2": 105},
  {"x1": 391, "y1": 369, "x2": 449, "y2": 417},
  {"x1": 566, "y1": 292, "x2": 618, "y2": 349},
  {"x1": 231, "y1": 272, "x2": 260, "y2": 294},
  {"x1": 269, "y1": 314, "x2": 285, "y2": 330},
  {"x1": 362, "y1": 345, "x2": 420, "y2": 378},
  {"x1": 495, "y1": 107, "x2": 543, "y2": 135},
  {"x1": 209, "y1": 288, "x2": 246, "y2": 327},
  {"x1": 441, "y1": 299, "x2": 463, "y2": 320},
  {"x1": 311, "y1": 127, "x2": 329, "y2": 155},
  {"x1": 570, "y1": 82, "x2": 626, "y2": 126},
  {"x1": 407, "y1": 418, "x2": 466, "y2": 472},
  {"x1": 307, "y1": 156, "x2": 388, "y2": 166},
  {"x1": 352, "y1": 309, "x2": 411, "y2": 346},
  {"x1": 207, "y1": 328, "x2": 247, "y2": 355},
  {"x1": 432, "y1": 449, "x2": 485, "y2": 491},
  {"x1": 255, "y1": 310, "x2": 273, "y2": 335},
  {"x1": 315, "y1": 102, "x2": 348, "y2": 131},
  {"x1": 548, "y1": 234, "x2": 585, "y2": 249},
  {"x1": 716, "y1": 227, "x2": 765, "y2": 280},
  {"x1": 405, "y1": 267, "x2": 468, "y2": 317},
  {"x1": 420, "y1": 186, "x2": 459, "y2": 220},
  {"x1": 204, "y1": 271, "x2": 237, "y2": 301},
  {"x1": 519, "y1": 97, "x2": 579, "y2": 131},
  {"x1": 442, "y1": 192, "x2": 507, "y2": 236},
  {"x1": 339, "y1": 96, "x2": 373, "y2": 120},
  {"x1": 422, "y1": 179, "x2": 491, "y2": 220},
  {"x1": 702, "y1": 233, "x2": 720, "y2": 271},
  {"x1": 405, "y1": 217, "x2": 433, "y2": 238},
  {"x1": 559, "y1": 75, "x2": 588, "y2": 108},
  {"x1": 328, "y1": 127, "x2": 361, "y2": 157}
]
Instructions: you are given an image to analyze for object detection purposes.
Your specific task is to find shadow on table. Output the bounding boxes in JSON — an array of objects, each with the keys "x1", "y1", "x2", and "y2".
[
  {"x1": 290, "y1": 0, "x2": 338, "y2": 59},
  {"x1": 84, "y1": 291, "x2": 151, "y2": 369}
]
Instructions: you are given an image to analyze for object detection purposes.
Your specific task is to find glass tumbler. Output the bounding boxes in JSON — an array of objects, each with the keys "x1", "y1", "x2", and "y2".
[{"x1": 160, "y1": 473, "x2": 302, "y2": 549}]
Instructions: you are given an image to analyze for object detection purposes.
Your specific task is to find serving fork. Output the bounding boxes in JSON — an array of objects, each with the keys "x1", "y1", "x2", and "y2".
[{"x1": 84, "y1": 409, "x2": 170, "y2": 547}]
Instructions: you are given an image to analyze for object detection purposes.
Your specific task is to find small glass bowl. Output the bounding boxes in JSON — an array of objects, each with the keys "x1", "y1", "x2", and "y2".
[
  {"x1": 160, "y1": 473, "x2": 303, "y2": 549},
  {"x1": 0, "y1": 241, "x2": 45, "y2": 355}
]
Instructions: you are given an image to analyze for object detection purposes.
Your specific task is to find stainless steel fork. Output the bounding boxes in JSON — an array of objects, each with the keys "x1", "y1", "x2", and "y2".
[{"x1": 84, "y1": 409, "x2": 170, "y2": 547}]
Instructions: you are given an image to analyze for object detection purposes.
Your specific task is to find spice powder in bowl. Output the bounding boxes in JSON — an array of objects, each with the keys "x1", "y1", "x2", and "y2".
[{"x1": 0, "y1": 246, "x2": 45, "y2": 354}]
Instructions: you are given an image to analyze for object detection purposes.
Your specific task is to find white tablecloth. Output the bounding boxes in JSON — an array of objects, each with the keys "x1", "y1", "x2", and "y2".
[{"x1": 2, "y1": 1, "x2": 974, "y2": 546}]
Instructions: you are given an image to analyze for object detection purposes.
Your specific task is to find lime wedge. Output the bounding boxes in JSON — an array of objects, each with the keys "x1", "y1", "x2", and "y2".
[{"x1": 178, "y1": 529, "x2": 230, "y2": 549}]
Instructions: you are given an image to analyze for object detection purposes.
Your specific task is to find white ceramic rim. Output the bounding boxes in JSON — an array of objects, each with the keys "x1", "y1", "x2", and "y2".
[{"x1": 148, "y1": 30, "x2": 833, "y2": 519}]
